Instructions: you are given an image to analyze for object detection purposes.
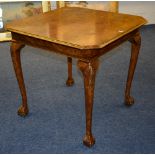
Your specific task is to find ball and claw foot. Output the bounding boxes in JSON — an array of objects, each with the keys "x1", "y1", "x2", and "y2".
[
  {"x1": 66, "y1": 78, "x2": 74, "y2": 86},
  {"x1": 17, "y1": 105, "x2": 29, "y2": 117},
  {"x1": 125, "y1": 96, "x2": 134, "y2": 106},
  {"x1": 83, "y1": 134, "x2": 95, "y2": 147}
]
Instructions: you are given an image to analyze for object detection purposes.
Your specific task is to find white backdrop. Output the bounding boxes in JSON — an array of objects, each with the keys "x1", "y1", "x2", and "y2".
[{"x1": 119, "y1": 1, "x2": 155, "y2": 24}]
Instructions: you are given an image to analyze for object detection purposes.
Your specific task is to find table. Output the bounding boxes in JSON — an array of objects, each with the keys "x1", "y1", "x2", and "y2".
[{"x1": 6, "y1": 7, "x2": 146, "y2": 147}]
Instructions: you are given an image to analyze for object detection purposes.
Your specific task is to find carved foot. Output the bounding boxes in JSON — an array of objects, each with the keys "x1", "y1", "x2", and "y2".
[
  {"x1": 125, "y1": 96, "x2": 134, "y2": 106},
  {"x1": 17, "y1": 105, "x2": 29, "y2": 117},
  {"x1": 66, "y1": 78, "x2": 74, "y2": 86},
  {"x1": 83, "y1": 134, "x2": 95, "y2": 147}
]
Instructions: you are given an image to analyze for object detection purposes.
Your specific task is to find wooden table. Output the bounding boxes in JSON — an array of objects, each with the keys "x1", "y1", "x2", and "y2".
[{"x1": 6, "y1": 7, "x2": 146, "y2": 147}]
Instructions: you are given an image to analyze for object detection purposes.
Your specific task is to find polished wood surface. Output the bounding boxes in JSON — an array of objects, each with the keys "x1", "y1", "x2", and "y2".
[
  {"x1": 6, "y1": 7, "x2": 146, "y2": 49},
  {"x1": 78, "y1": 59, "x2": 99, "y2": 147},
  {"x1": 63, "y1": 2, "x2": 119, "y2": 87},
  {"x1": 6, "y1": 7, "x2": 146, "y2": 147}
]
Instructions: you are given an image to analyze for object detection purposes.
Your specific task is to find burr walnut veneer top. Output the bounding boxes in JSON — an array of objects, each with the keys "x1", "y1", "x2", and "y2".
[{"x1": 6, "y1": 7, "x2": 146, "y2": 49}]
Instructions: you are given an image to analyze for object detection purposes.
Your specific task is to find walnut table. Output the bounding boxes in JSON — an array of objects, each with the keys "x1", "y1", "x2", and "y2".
[{"x1": 6, "y1": 7, "x2": 146, "y2": 147}]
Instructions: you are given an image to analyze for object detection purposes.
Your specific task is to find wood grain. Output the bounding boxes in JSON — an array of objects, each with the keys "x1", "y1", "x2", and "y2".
[
  {"x1": 5, "y1": 7, "x2": 146, "y2": 49},
  {"x1": 6, "y1": 7, "x2": 146, "y2": 147}
]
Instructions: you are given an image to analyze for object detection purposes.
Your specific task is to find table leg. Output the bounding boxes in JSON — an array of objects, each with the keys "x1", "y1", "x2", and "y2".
[
  {"x1": 125, "y1": 32, "x2": 141, "y2": 106},
  {"x1": 77, "y1": 59, "x2": 99, "y2": 147},
  {"x1": 66, "y1": 57, "x2": 74, "y2": 86},
  {"x1": 10, "y1": 41, "x2": 29, "y2": 116}
]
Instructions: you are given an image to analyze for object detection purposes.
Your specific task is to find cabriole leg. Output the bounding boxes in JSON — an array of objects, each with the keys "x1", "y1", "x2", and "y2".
[
  {"x1": 66, "y1": 57, "x2": 74, "y2": 86},
  {"x1": 77, "y1": 59, "x2": 99, "y2": 147},
  {"x1": 125, "y1": 32, "x2": 141, "y2": 106},
  {"x1": 10, "y1": 41, "x2": 29, "y2": 116}
]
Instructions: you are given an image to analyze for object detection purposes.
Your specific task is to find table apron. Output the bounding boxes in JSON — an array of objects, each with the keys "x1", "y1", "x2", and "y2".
[{"x1": 11, "y1": 29, "x2": 139, "y2": 61}]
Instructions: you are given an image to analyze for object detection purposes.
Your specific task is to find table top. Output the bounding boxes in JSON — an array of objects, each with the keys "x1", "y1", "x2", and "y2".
[{"x1": 6, "y1": 7, "x2": 146, "y2": 49}]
